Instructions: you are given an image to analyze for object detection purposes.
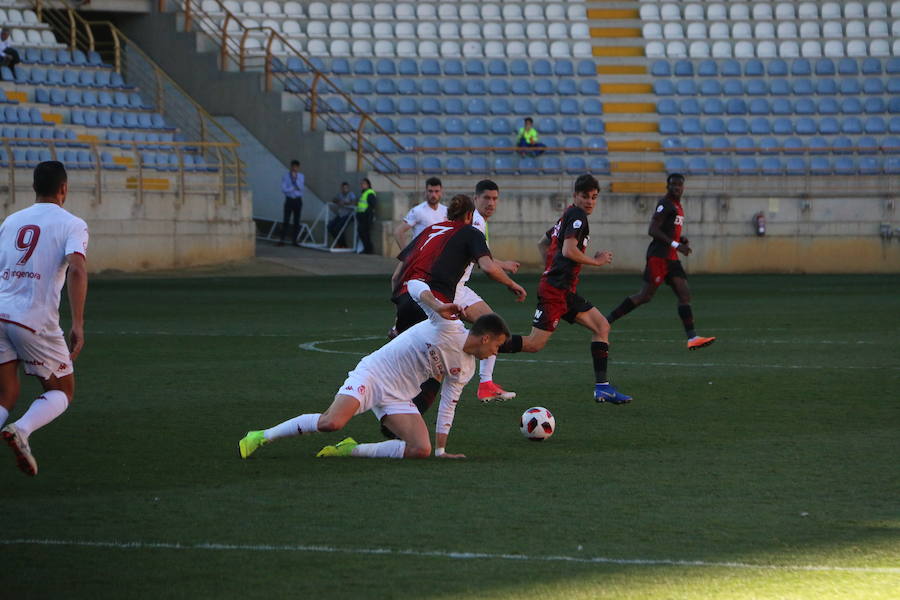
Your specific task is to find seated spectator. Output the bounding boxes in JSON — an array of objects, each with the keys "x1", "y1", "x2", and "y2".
[
  {"x1": 0, "y1": 28, "x2": 21, "y2": 79},
  {"x1": 327, "y1": 181, "x2": 356, "y2": 247},
  {"x1": 516, "y1": 117, "x2": 546, "y2": 157}
]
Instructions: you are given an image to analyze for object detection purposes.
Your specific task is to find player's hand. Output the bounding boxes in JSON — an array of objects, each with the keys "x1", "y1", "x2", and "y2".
[
  {"x1": 500, "y1": 260, "x2": 521, "y2": 274},
  {"x1": 436, "y1": 302, "x2": 462, "y2": 320},
  {"x1": 69, "y1": 325, "x2": 84, "y2": 361},
  {"x1": 677, "y1": 244, "x2": 692, "y2": 257},
  {"x1": 508, "y1": 282, "x2": 527, "y2": 302},
  {"x1": 594, "y1": 250, "x2": 613, "y2": 266},
  {"x1": 437, "y1": 451, "x2": 466, "y2": 459}
]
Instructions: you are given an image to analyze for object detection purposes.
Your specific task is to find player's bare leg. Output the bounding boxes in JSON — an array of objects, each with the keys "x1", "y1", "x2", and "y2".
[
  {"x1": 574, "y1": 308, "x2": 632, "y2": 404},
  {"x1": 464, "y1": 300, "x2": 516, "y2": 402},
  {"x1": 606, "y1": 281, "x2": 658, "y2": 324},
  {"x1": 670, "y1": 277, "x2": 715, "y2": 350}
]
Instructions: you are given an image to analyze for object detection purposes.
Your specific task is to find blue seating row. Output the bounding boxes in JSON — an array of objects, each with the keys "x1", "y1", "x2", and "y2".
[
  {"x1": 662, "y1": 136, "x2": 900, "y2": 155},
  {"x1": 373, "y1": 135, "x2": 609, "y2": 155},
  {"x1": 71, "y1": 110, "x2": 171, "y2": 130},
  {"x1": 376, "y1": 155, "x2": 612, "y2": 176},
  {"x1": 0, "y1": 106, "x2": 46, "y2": 125},
  {"x1": 652, "y1": 57, "x2": 900, "y2": 78},
  {"x1": 659, "y1": 116, "x2": 900, "y2": 136},
  {"x1": 0, "y1": 147, "x2": 215, "y2": 172},
  {"x1": 4, "y1": 66, "x2": 130, "y2": 88},
  {"x1": 106, "y1": 130, "x2": 178, "y2": 149},
  {"x1": 658, "y1": 97, "x2": 900, "y2": 116},
  {"x1": 665, "y1": 156, "x2": 900, "y2": 175},
  {"x1": 0, "y1": 125, "x2": 79, "y2": 146},
  {"x1": 275, "y1": 56, "x2": 598, "y2": 78},
  {"x1": 333, "y1": 115, "x2": 606, "y2": 136},
  {"x1": 0, "y1": 148, "x2": 96, "y2": 169},
  {"x1": 35, "y1": 88, "x2": 151, "y2": 110},
  {"x1": 20, "y1": 48, "x2": 109, "y2": 68},
  {"x1": 322, "y1": 95, "x2": 604, "y2": 117},
  {"x1": 290, "y1": 76, "x2": 601, "y2": 97},
  {"x1": 140, "y1": 152, "x2": 216, "y2": 172},
  {"x1": 654, "y1": 77, "x2": 900, "y2": 97}
]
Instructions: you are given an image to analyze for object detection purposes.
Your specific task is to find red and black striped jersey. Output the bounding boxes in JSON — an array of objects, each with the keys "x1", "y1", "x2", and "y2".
[
  {"x1": 540, "y1": 204, "x2": 590, "y2": 292},
  {"x1": 646, "y1": 197, "x2": 684, "y2": 260},
  {"x1": 394, "y1": 220, "x2": 491, "y2": 302}
]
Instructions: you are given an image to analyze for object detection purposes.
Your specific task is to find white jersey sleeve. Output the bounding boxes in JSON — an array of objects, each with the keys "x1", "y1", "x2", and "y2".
[{"x1": 404, "y1": 202, "x2": 449, "y2": 240}]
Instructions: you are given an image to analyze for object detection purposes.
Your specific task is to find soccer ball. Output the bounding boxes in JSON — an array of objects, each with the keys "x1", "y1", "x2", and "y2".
[{"x1": 520, "y1": 407, "x2": 555, "y2": 441}]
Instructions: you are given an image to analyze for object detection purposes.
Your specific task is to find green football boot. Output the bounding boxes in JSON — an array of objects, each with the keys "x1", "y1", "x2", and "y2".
[
  {"x1": 316, "y1": 437, "x2": 358, "y2": 458},
  {"x1": 239, "y1": 430, "x2": 268, "y2": 459}
]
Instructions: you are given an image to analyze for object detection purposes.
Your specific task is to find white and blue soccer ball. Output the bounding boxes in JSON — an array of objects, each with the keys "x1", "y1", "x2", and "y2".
[{"x1": 520, "y1": 407, "x2": 556, "y2": 441}]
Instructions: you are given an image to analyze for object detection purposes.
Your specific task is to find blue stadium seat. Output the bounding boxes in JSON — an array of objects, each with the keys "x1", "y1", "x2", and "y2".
[
  {"x1": 722, "y1": 80, "x2": 743, "y2": 96},
  {"x1": 584, "y1": 119, "x2": 605, "y2": 134},
  {"x1": 710, "y1": 136, "x2": 730, "y2": 153},
  {"x1": 560, "y1": 118, "x2": 581, "y2": 134},
  {"x1": 374, "y1": 97, "x2": 395, "y2": 114},
  {"x1": 577, "y1": 60, "x2": 596, "y2": 77},
  {"x1": 818, "y1": 98, "x2": 839, "y2": 115},
  {"x1": 673, "y1": 60, "x2": 693, "y2": 77},
  {"x1": 891, "y1": 117, "x2": 900, "y2": 134},
  {"x1": 491, "y1": 137, "x2": 514, "y2": 153},
  {"x1": 697, "y1": 60, "x2": 717, "y2": 77},
  {"x1": 541, "y1": 136, "x2": 560, "y2": 153},
  {"x1": 770, "y1": 79, "x2": 790, "y2": 96},
  {"x1": 699, "y1": 80, "x2": 721, "y2": 96},
  {"x1": 467, "y1": 118, "x2": 488, "y2": 135},
  {"x1": 858, "y1": 156, "x2": 880, "y2": 174},
  {"x1": 758, "y1": 137, "x2": 779, "y2": 154},
  {"x1": 767, "y1": 59, "x2": 788, "y2": 76},
  {"x1": 734, "y1": 137, "x2": 755, "y2": 154},
  {"x1": 795, "y1": 98, "x2": 816, "y2": 115},
  {"x1": 654, "y1": 80, "x2": 675, "y2": 95},
  {"x1": 518, "y1": 157, "x2": 539, "y2": 174},
  {"x1": 726, "y1": 99, "x2": 748, "y2": 115},
  {"x1": 680, "y1": 98, "x2": 701, "y2": 115},
  {"x1": 562, "y1": 137, "x2": 582, "y2": 153},
  {"x1": 583, "y1": 99, "x2": 603, "y2": 115},
  {"x1": 466, "y1": 80, "x2": 486, "y2": 95},
  {"x1": 587, "y1": 137, "x2": 607, "y2": 154},
  {"x1": 861, "y1": 58, "x2": 883, "y2": 75},
  {"x1": 79, "y1": 71, "x2": 95, "y2": 87},
  {"x1": 23, "y1": 48, "x2": 40, "y2": 65},
  {"x1": 650, "y1": 60, "x2": 670, "y2": 77},
  {"x1": 560, "y1": 98, "x2": 579, "y2": 115},
  {"x1": 56, "y1": 50, "x2": 73, "y2": 66},
  {"x1": 446, "y1": 157, "x2": 466, "y2": 174},
  {"x1": 397, "y1": 118, "x2": 417, "y2": 134},
  {"x1": 465, "y1": 59, "x2": 485, "y2": 76},
  {"x1": 510, "y1": 80, "x2": 532, "y2": 95},
  {"x1": 533, "y1": 59, "x2": 552, "y2": 77},
  {"x1": 493, "y1": 156, "x2": 515, "y2": 174},
  {"x1": 309, "y1": 57, "x2": 328, "y2": 73},
  {"x1": 443, "y1": 60, "x2": 463, "y2": 76},
  {"x1": 512, "y1": 98, "x2": 534, "y2": 114},
  {"x1": 489, "y1": 98, "x2": 511, "y2": 115},
  {"x1": 832, "y1": 136, "x2": 853, "y2": 154},
  {"x1": 810, "y1": 156, "x2": 831, "y2": 174},
  {"x1": 541, "y1": 156, "x2": 563, "y2": 174},
  {"x1": 441, "y1": 79, "x2": 464, "y2": 95},
  {"x1": 487, "y1": 59, "x2": 507, "y2": 77},
  {"x1": 352, "y1": 59, "x2": 373, "y2": 75},
  {"x1": 46, "y1": 70, "x2": 62, "y2": 86},
  {"x1": 749, "y1": 99, "x2": 770, "y2": 115},
  {"x1": 746, "y1": 80, "x2": 767, "y2": 96},
  {"x1": 375, "y1": 118, "x2": 395, "y2": 135},
  {"x1": 110, "y1": 112, "x2": 125, "y2": 128},
  {"x1": 536, "y1": 117, "x2": 558, "y2": 134},
  {"x1": 684, "y1": 137, "x2": 705, "y2": 154},
  {"x1": 769, "y1": 99, "x2": 790, "y2": 115},
  {"x1": 490, "y1": 117, "x2": 512, "y2": 134},
  {"x1": 888, "y1": 78, "x2": 900, "y2": 94},
  {"x1": 744, "y1": 59, "x2": 764, "y2": 77},
  {"x1": 857, "y1": 136, "x2": 878, "y2": 154},
  {"x1": 841, "y1": 98, "x2": 863, "y2": 115},
  {"x1": 82, "y1": 90, "x2": 98, "y2": 107},
  {"x1": 510, "y1": 59, "x2": 530, "y2": 76},
  {"x1": 687, "y1": 157, "x2": 709, "y2": 175},
  {"x1": 681, "y1": 117, "x2": 702, "y2": 135},
  {"x1": 419, "y1": 79, "x2": 440, "y2": 95},
  {"x1": 761, "y1": 157, "x2": 783, "y2": 174},
  {"x1": 676, "y1": 79, "x2": 697, "y2": 95},
  {"x1": 865, "y1": 117, "x2": 887, "y2": 134},
  {"x1": 558, "y1": 79, "x2": 577, "y2": 96},
  {"x1": 662, "y1": 137, "x2": 682, "y2": 153},
  {"x1": 420, "y1": 117, "x2": 441, "y2": 134},
  {"x1": 467, "y1": 136, "x2": 489, "y2": 154},
  {"x1": 808, "y1": 137, "x2": 828, "y2": 154},
  {"x1": 422, "y1": 156, "x2": 441, "y2": 172},
  {"x1": 578, "y1": 79, "x2": 600, "y2": 96},
  {"x1": 488, "y1": 79, "x2": 510, "y2": 96},
  {"x1": 665, "y1": 157, "x2": 686, "y2": 173},
  {"x1": 469, "y1": 156, "x2": 490, "y2": 173},
  {"x1": 750, "y1": 117, "x2": 771, "y2": 134},
  {"x1": 40, "y1": 49, "x2": 56, "y2": 65},
  {"x1": 792, "y1": 79, "x2": 814, "y2": 95},
  {"x1": 890, "y1": 98, "x2": 900, "y2": 114},
  {"x1": 713, "y1": 157, "x2": 736, "y2": 174},
  {"x1": 727, "y1": 118, "x2": 749, "y2": 134},
  {"x1": 702, "y1": 98, "x2": 724, "y2": 115},
  {"x1": 564, "y1": 156, "x2": 587, "y2": 174},
  {"x1": 791, "y1": 59, "x2": 812, "y2": 76},
  {"x1": 816, "y1": 79, "x2": 837, "y2": 95},
  {"x1": 46, "y1": 89, "x2": 61, "y2": 105},
  {"x1": 773, "y1": 118, "x2": 794, "y2": 135},
  {"x1": 374, "y1": 79, "x2": 396, "y2": 95},
  {"x1": 839, "y1": 79, "x2": 861, "y2": 95},
  {"x1": 555, "y1": 59, "x2": 574, "y2": 77},
  {"x1": 397, "y1": 98, "x2": 418, "y2": 115},
  {"x1": 837, "y1": 58, "x2": 858, "y2": 75},
  {"x1": 589, "y1": 157, "x2": 610, "y2": 174},
  {"x1": 815, "y1": 59, "x2": 835, "y2": 76},
  {"x1": 398, "y1": 58, "x2": 417, "y2": 76},
  {"x1": 533, "y1": 79, "x2": 554, "y2": 96},
  {"x1": 467, "y1": 98, "x2": 488, "y2": 115},
  {"x1": 785, "y1": 157, "x2": 807, "y2": 174},
  {"x1": 720, "y1": 59, "x2": 741, "y2": 77},
  {"x1": 794, "y1": 117, "x2": 816, "y2": 134},
  {"x1": 331, "y1": 58, "x2": 351, "y2": 75},
  {"x1": 421, "y1": 59, "x2": 441, "y2": 76},
  {"x1": 397, "y1": 135, "x2": 416, "y2": 152},
  {"x1": 535, "y1": 98, "x2": 556, "y2": 115},
  {"x1": 886, "y1": 157, "x2": 900, "y2": 173},
  {"x1": 352, "y1": 79, "x2": 373, "y2": 95}
]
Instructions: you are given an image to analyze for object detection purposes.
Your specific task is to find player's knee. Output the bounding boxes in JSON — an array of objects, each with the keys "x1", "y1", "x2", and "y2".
[
  {"x1": 404, "y1": 442, "x2": 431, "y2": 459},
  {"x1": 316, "y1": 414, "x2": 347, "y2": 432}
]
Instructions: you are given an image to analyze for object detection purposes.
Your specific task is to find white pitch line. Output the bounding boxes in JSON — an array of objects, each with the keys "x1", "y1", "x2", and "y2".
[
  {"x1": 298, "y1": 337, "x2": 900, "y2": 371},
  {"x1": 0, "y1": 539, "x2": 897, "y2": 574}
]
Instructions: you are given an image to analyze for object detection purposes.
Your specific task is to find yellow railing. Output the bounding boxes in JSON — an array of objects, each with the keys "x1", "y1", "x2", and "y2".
[{"x1": 164, "y1": 0, "x2": 404, "y2": 178}]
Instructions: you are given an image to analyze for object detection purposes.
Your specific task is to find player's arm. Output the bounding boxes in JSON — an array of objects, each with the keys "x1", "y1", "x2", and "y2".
[
  {"x1": 649, "y1": 211, "x2": 691, "y2": 256},
  {"x1": 393, "y1": 221, "x2": 412, "y2": 249},
  {"x1": 492, "y1": 258, "x2": 520, "y2": 274},
  {"x1": 407, "y1": 279, "x2": 461, "y2": 321},
  {"x1": 476, "y1": 255, "x2": 527, "y2": 302},
  {"x1": 561, "y1": 237, "x2": 612, "y2": 267},
  {"x1": 65, "y1": 252, "x2": 88, "y2": 360},
  {"x1": 434, "y1": 379, "x2": 466, "y2": 458}
]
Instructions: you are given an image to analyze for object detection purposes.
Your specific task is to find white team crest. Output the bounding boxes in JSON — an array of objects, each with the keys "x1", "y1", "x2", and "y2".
[
  {"x1": 656, "y1": 205, "x2": 664, "y2": 213},
  {"x1": 573, "y1": 219, "x2": 583, "y2": 229}
]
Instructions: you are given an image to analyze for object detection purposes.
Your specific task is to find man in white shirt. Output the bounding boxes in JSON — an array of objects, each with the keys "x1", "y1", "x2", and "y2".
[
  {"x1": 0, "y1": 28, "x2": 21, "y2": 80},
  {"x1": 238, "y1": 280, "x2": 510, "y2": 460},
  {"x1": 392, "y1": 176, "x2": 448, "y2": 249},
  {"x1": 0, "y1": 161, "x2": 89, "y2": 476},
  {"x1": 456, "y1": 180, "x2": 522, "y2": 403}
]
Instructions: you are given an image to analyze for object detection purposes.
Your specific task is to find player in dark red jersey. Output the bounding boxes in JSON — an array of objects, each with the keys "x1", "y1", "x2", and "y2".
[
  {"x1": 498, "y1": 174, "x2": 632, "y2": 404},
  {"x1": 605, "y1": 173, "x2": 715, "y2": 350}
]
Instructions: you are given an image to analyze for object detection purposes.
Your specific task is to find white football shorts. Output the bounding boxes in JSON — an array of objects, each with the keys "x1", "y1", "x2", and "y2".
[
  {"x1": 454, "y1": 285, "x2": 484, "y2": 310},
  {"x1": 0, "y1": 321, "x2": 73, "y2": 379},
  {"x1": 337, "y1": 367, "x2": 420, "y2": 421}
]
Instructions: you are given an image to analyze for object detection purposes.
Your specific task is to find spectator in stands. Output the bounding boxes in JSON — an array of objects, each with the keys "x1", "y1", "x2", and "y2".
[
  {"x1": 0, "y1": 28, "x2": 21, "y2": 79},
  {"x1": 327, "y1": 181, "x2": 356, "y2": 248},
  {"x1": 516, "y1": 118, "x2": 546, "y2": 157},
  {"x1": 277, "y1": 159, "x2": 304, "y2": 247},
  {"x1": 356, "y1": 178, "x2": 377, "y2": 254}
]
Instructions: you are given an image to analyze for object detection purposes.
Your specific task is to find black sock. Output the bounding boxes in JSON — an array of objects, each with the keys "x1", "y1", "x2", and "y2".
[
  {"x1": 678, "y1": 304, "x2": 696, "y2": 338},
  {"x1": 591, "y1": 341, "x2": 609, "y2": 384},
  {"x1": 498, "y1": 334, "x2": 523, "y2": 354},
  {"x1": 607, "y1": 297, "x2": 637, "y2": 323}
]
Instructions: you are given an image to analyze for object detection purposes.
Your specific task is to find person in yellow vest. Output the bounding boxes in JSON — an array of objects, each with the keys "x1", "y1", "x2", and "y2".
[
  {"x1": 516, "y1": 117, "x2": 546, "y2": 157},
  {"x1": 356, "y1": 178, "x2": 377, "y2": 254}
]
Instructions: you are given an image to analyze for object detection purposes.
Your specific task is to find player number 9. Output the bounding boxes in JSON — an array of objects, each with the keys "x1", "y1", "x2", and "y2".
[{"x1": 15, "y1": 225, "x2": 41, "y2": 265}]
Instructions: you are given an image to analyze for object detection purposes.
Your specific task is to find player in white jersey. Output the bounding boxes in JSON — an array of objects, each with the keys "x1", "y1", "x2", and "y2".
[
  {"x1": 392, "y1": 176, "x2": 448, "y2": 249},
  {"x1": 238, "y1": 280, "x2": 510, "y2": 460},
  {"x1": 455, "y1": 180, "x2": 522, "y2": 403},
  {"x1": 0, "y1": 161, "x2": 89, "y2": 476}
]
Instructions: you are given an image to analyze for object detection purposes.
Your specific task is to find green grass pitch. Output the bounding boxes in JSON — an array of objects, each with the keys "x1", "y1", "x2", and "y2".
[{"x1": 2, "y1": 272, "x2": 898, "y2": 599}]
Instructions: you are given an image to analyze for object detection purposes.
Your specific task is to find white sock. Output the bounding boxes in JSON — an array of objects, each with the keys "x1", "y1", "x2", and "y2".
[
  {"x1": 351, "y1": 439, "x2": 406, "y2": 458},
  {"x1": 0, "y1": 405, "x2": 8, "y2": 429},
  {"x1": 264, "y1": 413, "x2": 321, "y2": 441},
  {"x1": 13, "y1": 390, "x2": 68, "y2": 439},
  {"x1": 479, "y1": 355, "x2": 497, "y2": 384}
]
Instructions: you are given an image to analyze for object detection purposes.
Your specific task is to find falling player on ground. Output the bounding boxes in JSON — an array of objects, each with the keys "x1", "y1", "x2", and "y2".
[{"x1": 605, "y1": 173, "x2": 716, "y2": 350}]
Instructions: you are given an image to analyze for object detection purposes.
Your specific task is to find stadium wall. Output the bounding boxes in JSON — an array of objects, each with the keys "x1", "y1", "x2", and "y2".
[
  {"x1": 1, "y1": 177, "x2": 254, "y2": 273},
  {"x1": 387, "y1": 187, "x2": 900, "y2": 274}
]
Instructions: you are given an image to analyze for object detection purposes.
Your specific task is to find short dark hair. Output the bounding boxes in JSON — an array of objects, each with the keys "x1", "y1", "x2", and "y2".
[
  {"x1": 470, "y1": 313, "x2": 511, "y2": 340},
  {"x1": 573, "y1": 174, "x2": 599, "y2": 195},
  {"x1": 474, "y1": 179, "x2": 499, "y2": 196},
  {"x1": 425, "y1": 176, "x2": 442, "y2": 188},
  {"x1": 447, "y1": 194, "x2": 475, "y2": 221},
  {"x1": 341, "y1": 181, "x2": 349, "y2": 186},
  {"x1": 33, "y1": 161, "x2": 67, "y2": 197},
  {"x1": 362, "y1": 178, "x2": 372, "y2": 188},
  {"x1": 667, "y1": 173, "x2": 685, "y2": 185},
  {"x1": 290, "y1": 160, "x2": 300, "y2": 167},
  {"x1": 524, "y1": 117, "x2": 533, "y2": 124}
]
